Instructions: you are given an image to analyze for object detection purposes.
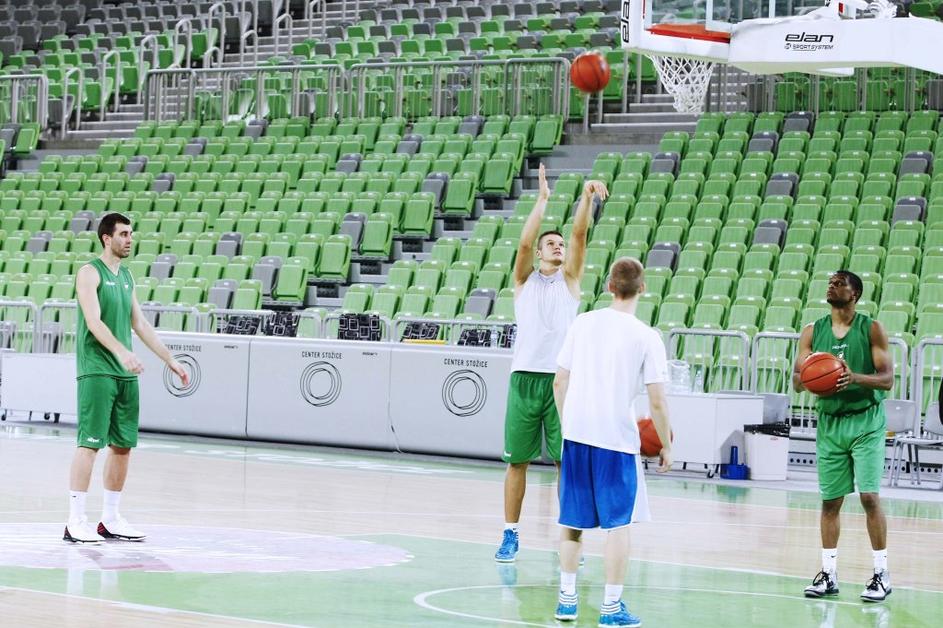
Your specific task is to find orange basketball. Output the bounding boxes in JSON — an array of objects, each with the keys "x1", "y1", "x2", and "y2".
[
  {"x1": 570, "y1": 52, "x2": 611, "y2": 94},
  {"x1": 800, "y1": 352, "x2": 846, "y2": 396},
  {"x1": 638, "y1": 417, "x2": 672, "y2": 457}
]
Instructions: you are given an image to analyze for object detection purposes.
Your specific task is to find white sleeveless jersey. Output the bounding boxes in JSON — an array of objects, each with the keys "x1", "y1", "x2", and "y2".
[{"x1": 511, "y1": 268, "x2": 579, "y2": 373}]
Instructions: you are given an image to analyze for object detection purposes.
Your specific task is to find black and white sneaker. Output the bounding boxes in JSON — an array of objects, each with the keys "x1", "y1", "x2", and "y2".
[
  {"x1": 861, "y1": 570, "x2": 891, "y2": 602},
  {"x1": 804, "y1": 570, "x2": 840, "y2": 598}
]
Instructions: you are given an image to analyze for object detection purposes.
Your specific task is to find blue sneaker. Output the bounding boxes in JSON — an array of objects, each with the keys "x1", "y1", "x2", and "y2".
[
  {"x1": 494, "y1": 528, "x2": 519, "y2": 562},
  {"x1": 555, "y1": 592, "x2": 578, "y2": 621},
  {"x1": 598, "y1": 600, "x2": 641, "y2": 627}
]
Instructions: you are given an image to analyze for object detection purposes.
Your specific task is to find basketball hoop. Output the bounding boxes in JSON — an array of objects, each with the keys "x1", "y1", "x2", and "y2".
[{"x1": 648, "y1": 54, "x2": 715, "y2": 114}]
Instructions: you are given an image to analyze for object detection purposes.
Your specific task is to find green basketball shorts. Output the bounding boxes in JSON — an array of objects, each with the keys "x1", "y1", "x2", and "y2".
[
  {"x1": 816, "y1": 403, "x2": 887, "y2": 501},
  {"x1": 76, "y1": 376, "x2": 140, "y2": 449},
  {"x1": 503, "y1": 371, "x2": 562, "y2": 464}
]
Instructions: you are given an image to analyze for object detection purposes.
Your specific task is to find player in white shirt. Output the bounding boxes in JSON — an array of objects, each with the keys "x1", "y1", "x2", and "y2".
[
  {"x1": 551, "y1": 258, "x2": 673, "y2": 627},
  {"x1": 494, "y1": 164, "x2": 608, "y2": 563}
]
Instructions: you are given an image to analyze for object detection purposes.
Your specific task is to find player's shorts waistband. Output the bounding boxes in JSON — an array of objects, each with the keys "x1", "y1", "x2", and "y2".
[{"x1": 819, "y1": 402, "x2": 880, "y2": 420}]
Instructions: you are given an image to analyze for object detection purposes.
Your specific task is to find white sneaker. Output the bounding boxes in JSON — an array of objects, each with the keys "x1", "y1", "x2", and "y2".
[
  {"x1": 860, "y1": 570, "x2": 892, "y2": 602},
  {"x1": 97, "y1": 516, "x2": 146, "y2": 541},
  {"x1": 63, "y1": 517, "x2": 105, "y2": 543}
]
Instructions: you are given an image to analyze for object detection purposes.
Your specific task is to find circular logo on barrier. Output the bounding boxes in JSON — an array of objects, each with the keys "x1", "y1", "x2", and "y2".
[
  {"x1": 441, "y1": 370, "x2": 487, "y2": 417},
  {"x1": 300, "y1": 361, "x2": 342, "y2": 407},
  {"x1": 163, "y1": 353, "x2": 201, "y2": 398}
]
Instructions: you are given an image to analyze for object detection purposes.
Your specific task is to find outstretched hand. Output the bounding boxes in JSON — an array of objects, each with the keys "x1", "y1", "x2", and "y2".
[
  {"x1": 583, "y1": 180, "x2": 609, "y2": 202},
  {"x1": 537, "y1": 163, "x2": 550, "y2": 200}
]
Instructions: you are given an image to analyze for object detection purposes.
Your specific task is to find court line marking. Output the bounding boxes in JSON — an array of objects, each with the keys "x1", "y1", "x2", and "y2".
[
  {"x1": 2, "y1": 510, "x2": 941, "y2": 535},
  {"x1": 412, "y1": 584, "x2": 861, "y2": 627},
  {"x1": 0, "y1": 585, "x2": 306, "y2": 627},
  {"x1": 359, "y1": 532, "x2": 943, "y2": 594}
]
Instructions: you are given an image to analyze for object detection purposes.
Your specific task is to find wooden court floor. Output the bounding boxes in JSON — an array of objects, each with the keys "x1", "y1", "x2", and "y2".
[{"x1": 0, "y1": 423, "x2": 940, "y2": 627}]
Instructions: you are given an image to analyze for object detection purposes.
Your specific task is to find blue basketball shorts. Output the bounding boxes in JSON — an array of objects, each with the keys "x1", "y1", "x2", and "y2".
[{"x1": 559, "y1": 439, "x2": 640, "y2": 530}]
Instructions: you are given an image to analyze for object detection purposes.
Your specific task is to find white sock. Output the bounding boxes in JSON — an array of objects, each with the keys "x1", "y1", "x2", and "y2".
[
  {"x1": 559, "y1": 571, "x2": 577, "y2": 596},
  {"x1": 603, "y1": 584, "x2": 623, "y2": 606},
  {"x1": 102, "y1": 489, "x2": 121, "y2": 522},
  {"x1": 504, "y1": 523, "x2": 519, "y2": 532},
  {"x1": 873, "y1": 549, "x2": 888, "y2": 573},
  {"x1": 822, "y1": 548, "x2": 838, "y2": 573},
  {"x1": 68, "y1": 491, "x2": 86, "y2": 521}
]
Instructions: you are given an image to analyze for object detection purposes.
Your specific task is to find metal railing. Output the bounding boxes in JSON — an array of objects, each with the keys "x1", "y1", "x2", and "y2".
[
  {"x1": 140, "y1": 304, "x2": 208, "y2": 333},
  {"x1": 345, "y1": 57, "x2": 570, "y2": 120},
  {"x1": 144, "y1": 63, "x2": 342, "y2": 122},
  {"x1": 175, "y1": 18, "x2": 196, "y2": 69},
  {"x1": 99, "y1": 50, "x2": 122, "y2": 120},
  {"x1": 240, "y1": 0, "x2": 260, "y2": 66},
  {"x1": 206, "y1": 2, "x2": 228, "y2": 69},
  {"x1": 665, "y1": 328, "x2": 752, "y2": 391},
  {"x1": 306, "y1": 0, "x2": 327, "y2": 41},
  {"x1": 0, "y1": 74, "x2": 49, "y2": 130},
  {"x1": 138, "y1": 34, "x2": 162, "y2": 104},
  {"x1": 0, "y1": 300, "x2": 41, "y2": 353},
  {"x1": 37, "y1": 300, "x2": 77, "y2": 354},
  {"x1": 273, "y1": 11, "x2": 294, "y2": 58},
  {"x1": 911, "y1": 337, "x2": 943, "y2": 421},
  {"x1": 60, "y1": 67, "x2": 82, "y2": 137}
]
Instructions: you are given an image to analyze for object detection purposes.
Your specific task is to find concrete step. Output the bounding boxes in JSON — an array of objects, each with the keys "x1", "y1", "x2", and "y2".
[
  {"x1": 78, "y1": 120, "x2": 141, "y2": 131},
  {"x1": 104, "y1": 111, "x2": 147, "y2": 122},
  {"x1": 603, "y1": 112, "x2": 699, "y2": 125}
]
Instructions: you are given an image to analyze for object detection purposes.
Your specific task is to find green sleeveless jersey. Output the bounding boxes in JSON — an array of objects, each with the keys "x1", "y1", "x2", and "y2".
[
  {"x1": 76, "y1": 258, "x2": 136, "y2": 379},
  {"x1": 811, "y1": 312, "x2": 884, "y2": 415}
]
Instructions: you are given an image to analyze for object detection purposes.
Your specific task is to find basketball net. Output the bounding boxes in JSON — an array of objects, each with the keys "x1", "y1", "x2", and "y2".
[{"x1": 649, "y1": 54, "x2": 715, "y2": 114}]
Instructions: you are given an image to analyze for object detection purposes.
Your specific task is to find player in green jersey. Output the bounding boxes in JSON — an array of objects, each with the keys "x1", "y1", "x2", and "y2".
[
  {"x1": 65, "y1": 213, "x2": 189, "y2": 543},
  {"x1": 793, "y1": 270, "x2": 895, "y2": 602}
]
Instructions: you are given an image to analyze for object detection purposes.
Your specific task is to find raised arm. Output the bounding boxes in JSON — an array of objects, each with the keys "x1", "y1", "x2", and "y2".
[
  {"x1": 792, "y1": 324, "x2": 815, "y2": 392},
  {"x1": 76, "y1": 264, "x2": 142, "y2": 375},
  {"x1": 513, "y1": 163, "x2": 551, "y2": 288},
  {"x1": 563, "y1": 180, "x2": 608, "y2": 283},
  {"x1": 837, "y1": 320, "x2": 894, "y2": 392}
]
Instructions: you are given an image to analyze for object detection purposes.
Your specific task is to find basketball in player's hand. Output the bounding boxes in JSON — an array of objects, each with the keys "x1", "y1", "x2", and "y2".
[
  {"x1": 570, "y1": 52, "x2": 611, "y2": 93},
  {"x1": 638, "y1": 417, "x2": 672, "y2": 457},
  {"x1": 800, "y1": 352, "x2": 846, "y2": 396}
]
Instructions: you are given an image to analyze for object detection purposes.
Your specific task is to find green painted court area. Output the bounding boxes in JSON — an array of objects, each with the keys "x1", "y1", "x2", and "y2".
[
  {"x1": 0, "y1": 427, "x2": 940, "y2": 627},
  {"x1": 2, "y1": 534, "x2": 939, "y2": 627}
]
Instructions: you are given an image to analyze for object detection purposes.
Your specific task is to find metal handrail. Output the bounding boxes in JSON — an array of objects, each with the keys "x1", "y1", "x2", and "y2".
[
  {"x1": 206, "y1": 1, "x2": 228, "y2": 69},
  {"x1": 345, "y1": 57, "x2": 570, "y2": 120},
  {"x1": 60, "y1": 67, "x2": 83, "y2": 137},
  {"x1": 99, "y1": 49, "x2": 121, "y2": 119},
  {"x1": 887, "y1": 336, "x2": 910, "y2": 402},
  {"x1": 306, "y1": 0, "x2": 327, "y2": 41},
  {"x1": 749, "y1": 331, "x2": 801, "y2": 395},
  {"x1": 0, "y1": 74, "x2": 49, "y2": 131},
  {"x1": 239, "y1": 0, "x2": 259, "y2": 66},
  {"x1": 144, "y1": 63, "x2": 341, "y2": 122},
  {"x1": 140, "y1": 304, "x2": 207, "y2": 333},
  {"x1": 174, "y1": 18, "x2": 194, "y2": 69},
  {"x1": 666, "y1": 328, "x2": 752, "y2": 391},
  {"x1": 274, "y1": 12, "x2": 294, "y2": 58},
  {"x1": 911, "y1": 338, "x2": 943, "y2": 430},
  {"x1": 137, "y1": 34, "x2": 161, "y2": 104},
  {"x1": 0, "y1": 299, "x2": 41, "y2": 353},
  {"x1": 37, "y1": 300, "x2": 77, "y2": 354}
]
